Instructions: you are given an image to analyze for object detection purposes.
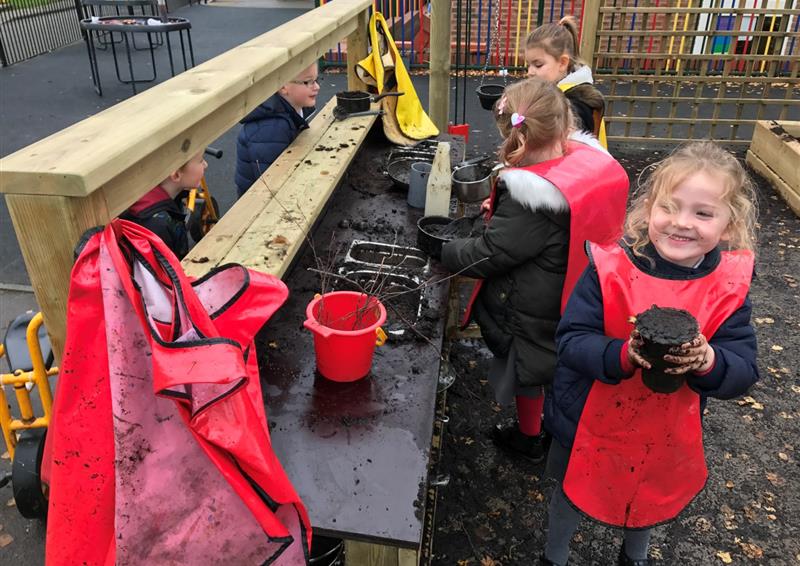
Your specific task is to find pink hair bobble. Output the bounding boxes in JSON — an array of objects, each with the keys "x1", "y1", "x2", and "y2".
[{"x1": 511, "y1": 112, "x2": 525, "y2": 128}]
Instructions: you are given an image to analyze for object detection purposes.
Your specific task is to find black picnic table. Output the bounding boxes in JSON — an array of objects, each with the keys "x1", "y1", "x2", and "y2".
[{"x1": 256, "y1": 136, "x2": 451, "y2": 549}]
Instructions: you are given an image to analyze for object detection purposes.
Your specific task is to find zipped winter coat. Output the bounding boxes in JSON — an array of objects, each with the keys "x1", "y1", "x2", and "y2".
[
  {"x1": 234, "y1": 93, "x2": 314, "y2": 196},
  {"x1": 441, "y1": 166, "x2": 570, "y2": 388}
]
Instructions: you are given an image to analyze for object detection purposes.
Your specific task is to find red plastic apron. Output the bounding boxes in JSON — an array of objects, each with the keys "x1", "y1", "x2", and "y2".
[
  {"x1": 461, "y1": 141, "x2": 628, "y2": 327},
  {"x1": 562, "y1": 242, "x2": 753, "y2": 528},
  {"x1": 44, "y1": 220, "x2": 311, "y2": 565}
]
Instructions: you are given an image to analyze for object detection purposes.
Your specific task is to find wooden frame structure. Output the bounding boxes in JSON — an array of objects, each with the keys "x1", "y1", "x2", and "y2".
[
  {"x1": 746, "y1": 120, "x2": 800, "y2": 215},
  {"x1": 582, "y1": 0, "x2": 799, "y2": 145},
  {"x1": 0, "y1": 0, "x2": 371, "y2": 361}
]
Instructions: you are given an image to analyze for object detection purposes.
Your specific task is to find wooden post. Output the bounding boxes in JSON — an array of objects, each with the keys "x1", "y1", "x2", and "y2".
[
  {"x1": 344, "y1": 540, "x2": 418, "y2": 566},
  {"x1": 347, "y1": 9, "x2": 369, "y2": 91},
  {"x1": 5, "y1": 192, "x2": 111, "y2": 361},
  {"x1": 424, "y1": 141, "x2": 451, "y2": 217},
  {"x1": 579, "y1": 0, "x2": 601, "y2": 68},
  {"x1": 428, "y1": 0, "x2": 451, "y2": 132}
]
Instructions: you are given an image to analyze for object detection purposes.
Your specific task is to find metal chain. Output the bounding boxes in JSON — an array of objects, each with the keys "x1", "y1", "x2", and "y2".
[{"x1": 480, "y1": 0, "x2": 503, "y2": 86}]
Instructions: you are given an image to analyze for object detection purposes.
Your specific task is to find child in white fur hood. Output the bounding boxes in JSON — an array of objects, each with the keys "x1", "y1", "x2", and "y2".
[{"x1": 440, "y1": 78, "x2": 629, "y2": 464}]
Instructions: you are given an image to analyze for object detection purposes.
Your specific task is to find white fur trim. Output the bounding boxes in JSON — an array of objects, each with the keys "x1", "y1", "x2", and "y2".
[
  {"x1": 559, "y1": 65, "x2": 594, "y2": 86},
  {"x1": 569, "y1": 129, "x2": 609, "y2": 155},
  {"x1": 499, "y1": 169, "x2": 569, "y2": 213}
]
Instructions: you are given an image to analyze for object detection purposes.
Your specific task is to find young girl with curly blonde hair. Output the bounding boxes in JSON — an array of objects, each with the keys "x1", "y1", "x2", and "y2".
[{"x1": 542, "y1": 141, "x2": 759, "y2": 566}]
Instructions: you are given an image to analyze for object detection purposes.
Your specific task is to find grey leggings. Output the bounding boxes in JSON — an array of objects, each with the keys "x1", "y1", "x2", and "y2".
[{"x1": 543, "y1": 440, "x2": 652, "y2": 566}]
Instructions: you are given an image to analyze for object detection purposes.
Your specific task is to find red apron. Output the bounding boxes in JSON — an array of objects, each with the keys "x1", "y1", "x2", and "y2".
[
  {"x1": 562, "y1": 242, "x2": 754, "y2": 528},
  {"x1": 44, "y1": 220, "x2": 311, "y2": 565},
  {"x1": 461, "y1": 141, "x2": 628, "y2": 327}
]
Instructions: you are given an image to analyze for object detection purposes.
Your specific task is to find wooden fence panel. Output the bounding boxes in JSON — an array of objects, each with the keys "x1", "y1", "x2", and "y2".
[{"x1": 584, "y1": 0, "x2": 800, "y2": 145}]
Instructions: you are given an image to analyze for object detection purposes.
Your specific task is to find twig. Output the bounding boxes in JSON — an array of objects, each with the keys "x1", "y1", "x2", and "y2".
[{"x1": 459, "y1": 519, "x2": 482, "y2": 563}]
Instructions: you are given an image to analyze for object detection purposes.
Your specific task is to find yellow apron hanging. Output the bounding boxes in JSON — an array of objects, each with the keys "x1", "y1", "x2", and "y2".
[
  {"x1": 559, "y1": 82, "x2": 608, "y2": 149},
  {"x1": 356, "y1": 12, "x2": 439, "y2": 144}
]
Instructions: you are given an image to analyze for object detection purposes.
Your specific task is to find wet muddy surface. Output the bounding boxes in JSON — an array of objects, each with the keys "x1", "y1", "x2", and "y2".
[
  {"x1": 255, "y1": 129, "x2": 453, "y2": 547},
  {"x1": 429, "y1": 147, "x2": 800, "y2": 565}
]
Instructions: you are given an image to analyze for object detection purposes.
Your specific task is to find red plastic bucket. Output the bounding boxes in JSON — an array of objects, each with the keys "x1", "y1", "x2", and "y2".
[{"x1": 303, "y1": 291, "x2": 387, "y2": 382}]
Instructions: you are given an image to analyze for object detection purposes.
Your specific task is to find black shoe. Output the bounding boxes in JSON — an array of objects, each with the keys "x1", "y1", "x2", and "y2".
[
  {"x1": 539, "y1": 554, "x2": 564, "y2": 566},
  {"x1": 618, "y1": 547, "x2": 651, "y2": 566},
  {"x1": 491, "y1": 422, "x2": 550, "y2": 463}
]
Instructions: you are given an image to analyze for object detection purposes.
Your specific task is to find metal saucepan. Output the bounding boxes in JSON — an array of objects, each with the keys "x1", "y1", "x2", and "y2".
[
  {"x1": 384, "y1": 155, "x2": 434, "y2": 190},
  {"x1": 451, "y1": 162, "x2": 497, "y2": 202},
  {"x1": 335, "y1": 90, "x2": 405, "y2": 113}
]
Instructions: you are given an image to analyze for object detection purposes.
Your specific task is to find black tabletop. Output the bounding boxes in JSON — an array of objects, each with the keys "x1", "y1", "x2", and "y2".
[
  {"x1": 257, "y1": 133, "x2": 450, "y2": 548},
  {"x1": 80, "y1": 15, "x2": 190, "y2": 31}
]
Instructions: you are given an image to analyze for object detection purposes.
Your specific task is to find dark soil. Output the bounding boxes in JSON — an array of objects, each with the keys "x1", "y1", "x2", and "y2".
[
  {"x1": 430, "y1": 147, "x2": 800, "y2": 565},
  {"x1": 637, "y1": 306, "x2": 700, "y2": 393}
]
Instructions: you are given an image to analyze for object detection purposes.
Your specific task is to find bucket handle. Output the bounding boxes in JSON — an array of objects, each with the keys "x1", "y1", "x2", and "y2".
[{"x1": 375, "y1": 327, "x2": 387, "y2": 346}]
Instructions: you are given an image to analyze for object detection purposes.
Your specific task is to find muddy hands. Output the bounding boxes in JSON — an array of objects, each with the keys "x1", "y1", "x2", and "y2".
[{"x1": 663, "y1": 334, "x2": 715, "y2": 375}]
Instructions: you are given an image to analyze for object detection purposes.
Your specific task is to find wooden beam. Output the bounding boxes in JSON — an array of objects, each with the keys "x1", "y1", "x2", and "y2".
[
  {"x1": 749, "y1": 120, "x2": 800, "y2": 192},
  {"x1": 580, "y1": 0, "x2": 601, "y2": 67},
  {"x1": 344, "y1": 540, "x2": 419, "y2": 566},
  {"x1": 347, "y1": 9, "x2": 369, "y2": 91},
  {"x1": 181, "y1": 98, "x2": 338, "y2": 278},
  {"x1": 746, "y1": 150, "x2": 800, "y2": 217},
  {"x1": 218, "y1": 113, "x2": 378, "y2": 277},
  {"x1": 428, "y1": 0, "x2": 451, "y2": 132}
]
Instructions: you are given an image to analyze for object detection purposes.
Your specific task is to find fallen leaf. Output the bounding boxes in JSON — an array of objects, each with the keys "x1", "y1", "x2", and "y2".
[
  {"x1": 268, "y1": 341, "x2": 278, "y2": 349},
  {"x1": 771, "y1": 345, "x2": 784, "y2": 352},
  {"x1": 778, "y1": 452, "x2": 789, "y2": 461},
  {"x1": 468, "y1": 360, "x2": 477, "y2": 369},
  {"x1": 6, "y1": 498, "x2": 15, "y2": 508},
  {"x1": 737, "y1": 540, "x2": 764, "y2": 559},
  {"x1": 766, "y1": 471, "x2": 785, "y2": 486},
  {"x1": 754, "y1": 317, "x2": 775, "y2": 324},
  {"x1": 270, "y1": 235, "x2": 289, "y2": 246},
  {"x1": 695, "y1": 517, "x2": 712, "y2": 532},
  {"x1": 0, "y1": 451, "x2": 8, "y2": 460},
  {"x1": 716, "y1": 550, "x2": 732, "y2": 563},
  {"x1": 480, "y1": 557, "x2": 498, "y2": 566},
  {"x1": 649, "y1": 546, "x2": 663, "y2": 560},
  {"x1": 767, "y1": 514, "x2": 777, "y2": 520},
  {"x1": 0, "y1": 533, "x2": 13, "y2": 547},
  {"x1": 792, "y1": 385, "x2": 800, "y2": 394},
  {"x1": 725, "y1": 480, "x2": 735, "y2": 489}
]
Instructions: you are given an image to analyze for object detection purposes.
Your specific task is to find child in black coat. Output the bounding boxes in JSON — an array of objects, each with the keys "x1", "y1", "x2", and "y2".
[{"x1": 121, "y1": 150, "x2": 207, "y2": 260}]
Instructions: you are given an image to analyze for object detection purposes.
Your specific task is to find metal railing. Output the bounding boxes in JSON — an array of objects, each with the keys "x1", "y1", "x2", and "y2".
[{"x1": 0, "y1": 0, "x2": 82, "y2": 66}]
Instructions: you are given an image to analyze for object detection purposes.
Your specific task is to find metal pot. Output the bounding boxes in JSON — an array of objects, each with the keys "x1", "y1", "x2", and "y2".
[
  {"x1": 416, "y1": 215, "x2": 453, "y2": 259},
  {"x1": 335, "y1": 90, "x2": 405, "y2": 113},
  {"x1": 385, "y1": 156, "x2": 434, "y2": 190},
  {"x1": 451, "y1": 163, "x2": 495, "y2": 202}
]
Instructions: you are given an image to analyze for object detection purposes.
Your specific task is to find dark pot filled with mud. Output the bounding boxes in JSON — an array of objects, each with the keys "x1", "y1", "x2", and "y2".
[{"x1": 635, "y1": 305, "x2": 699, "y2": 394}]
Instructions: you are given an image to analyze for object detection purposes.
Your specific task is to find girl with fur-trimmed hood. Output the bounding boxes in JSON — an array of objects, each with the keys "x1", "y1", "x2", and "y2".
[{"x1": 441, "y1": 79, "x2": 628, "y2": 463}]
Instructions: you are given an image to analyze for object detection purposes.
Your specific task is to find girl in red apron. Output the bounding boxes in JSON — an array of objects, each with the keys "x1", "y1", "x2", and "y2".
[
  {"x1": 540, "y1": 141, "x2": 759, "y2": 566},
  {"x1": 441, "y1": 78, "x2": 628, "y2": 463}
]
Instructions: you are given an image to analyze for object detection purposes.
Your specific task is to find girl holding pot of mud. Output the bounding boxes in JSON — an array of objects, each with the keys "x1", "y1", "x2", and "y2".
[
  {"x1": 541, "y1": 141, "x2": 760, "y2": 566},
  {"x1": 441, "y1": 78, "x2": 628, "y2": 463}
]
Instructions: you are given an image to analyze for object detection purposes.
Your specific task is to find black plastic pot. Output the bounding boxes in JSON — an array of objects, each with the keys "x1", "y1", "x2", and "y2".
[
  {"x1": 635, "y1": 305, "x2": 699, "y2": 394},
  {"x1": 335, "y1": 90, "x2": 404, "y2": 113},
  {"x1": 417, "y1": 216, "x2": 453, "y2": 259},
  {"x1": 476, "y1": 84, "x2": 505, "y2": 111}
]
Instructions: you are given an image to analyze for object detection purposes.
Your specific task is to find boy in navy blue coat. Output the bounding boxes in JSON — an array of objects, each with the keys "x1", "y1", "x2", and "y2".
[{"x1": 234, "y1": 63, "x2": 319, "y2": 196}]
